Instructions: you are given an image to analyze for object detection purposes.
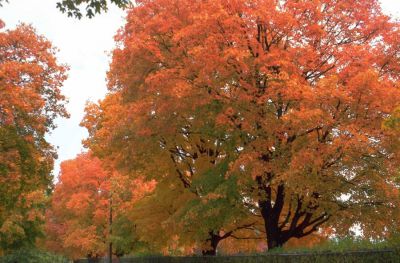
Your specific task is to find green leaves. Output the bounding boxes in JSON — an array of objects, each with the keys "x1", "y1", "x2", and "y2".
[
  {"x1": 384, "y1": 107, "x2": 400, "y2": 131},
  {"x1": 56, "y1": 0, "x2": 131, "y2": 19},
  {"x1": 0, "y1": 248, "x2": 69, "y2": 263},
  {"x1": 190, "y1": 159, "x2": 231, "y2": 196}
]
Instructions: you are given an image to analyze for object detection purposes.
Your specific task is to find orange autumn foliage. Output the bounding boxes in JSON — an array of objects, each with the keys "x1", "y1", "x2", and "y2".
[
  {"x1": 83, "y1": 0, "x2": 400, "y2": 253},
  {"x1": 45, "y1": 152, "x2": 155, "y2": 259},
  {"x1": 0, "y1": 22, "x2": 68, "y2": 252}
]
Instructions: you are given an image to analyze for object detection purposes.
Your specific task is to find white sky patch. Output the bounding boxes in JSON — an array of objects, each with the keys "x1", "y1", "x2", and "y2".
[
  {"x1": 0, "y1": 0, "x2": 399, "y2": 181},
  {"x1": 380, "y1": 0, "x2": 400, "y2": 18}
]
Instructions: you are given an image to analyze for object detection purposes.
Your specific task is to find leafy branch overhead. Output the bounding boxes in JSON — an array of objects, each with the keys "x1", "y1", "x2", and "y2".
[
  {"x1": 56, "y1": 0, "x2": 131, "y2": 18},
  {"x1": 0, "y1": 0, "x2": 131, "y2": 18}
]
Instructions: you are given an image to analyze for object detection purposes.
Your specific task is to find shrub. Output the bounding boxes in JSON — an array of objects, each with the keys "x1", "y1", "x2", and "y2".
[{"x1": 0, "y1": 248, "x2": 69, "y2": 263}]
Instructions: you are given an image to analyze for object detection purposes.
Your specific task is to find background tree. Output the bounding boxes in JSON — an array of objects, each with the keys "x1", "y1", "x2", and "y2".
[
  {"x1": 45, "y1": 153, "x2": 109, "y2": 260},
  {"x1": 83, "y1": 0, "x2": 400, "y2": 251},
  {"x1": 0, "y1": 23, "x2": 68, "y2": 253},
  {"x1": 45, "y1": 152, "x2": 155, "y2": 259}
]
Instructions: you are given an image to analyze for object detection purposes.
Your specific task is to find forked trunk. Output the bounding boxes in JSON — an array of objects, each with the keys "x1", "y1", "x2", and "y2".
[{"x1": 256, "y1": 177, "x2": 330, "y2": 250}]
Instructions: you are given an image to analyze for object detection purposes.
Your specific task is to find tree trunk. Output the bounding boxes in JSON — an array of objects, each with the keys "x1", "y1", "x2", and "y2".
[
  {"x1": 266, "y1": 228, "x2": 284, "y2": 250},
  {"x1": 262, "y1": 213, "x2": 285, "y2": 250},
  {"x1": 87, "y1": 255, "x2": 100, "y2": 263},
  {"x1": 202, "y1": 247, "x2": 217, "y2": 256},
  {"x1": 257, "y1": 182, "x2": 329, "y2": 251},
  {"x1": 257, "y1": 178, "x2": 286, "y2": 250},
  {"x1": 201, "y1": 231, "x2": 221, "y2": 256}
]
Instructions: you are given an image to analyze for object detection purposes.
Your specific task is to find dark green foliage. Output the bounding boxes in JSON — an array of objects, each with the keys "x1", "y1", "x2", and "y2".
[
  {"x1": 289, "y1": 237, "x2": 391, "y2": 253},
  {"x1": 0, "y1": 126, "x2": 51, "y2": 251},
  {"x1": 73, "y1": 249, "x2": 400, "y2": 263},
  {"x1": 74, "y1": 237, "x2": 400, "y2": 262},
  {"x1": 177, "y1": 162, "x2": 244, "y2": 238},
  {"x1": 384, "y1": 107, "x2": 400, "y2": 131},
  {"x1": 0, "y1": 0, "x2": 130, "y2": 18},
  {"x1": 112, "y1": 214, "x2": 150, "y2": 257},
  {"x1": 0, "y1": 248, "x2": 69, "y2": 263},
  {"x1": 56, "y1": 0, "x2": 131, "y2": 18}
]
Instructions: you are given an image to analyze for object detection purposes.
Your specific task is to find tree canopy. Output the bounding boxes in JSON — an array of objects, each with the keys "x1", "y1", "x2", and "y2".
[
  {"x1": 45, "y1": 152, "x2": 155, "y2": 259},
  {"x1": 0, "y1": 23, "x2": 68, "y2": 252},
  {"x1": 82, "y1": 0, "x2": 400, "y2": 252},
  {"x1": 2, "y1": 0, "x2": 400, "y2": 258}
]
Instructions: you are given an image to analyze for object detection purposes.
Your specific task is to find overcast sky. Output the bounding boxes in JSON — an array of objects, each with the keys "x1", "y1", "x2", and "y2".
[
  {"x1": 0, "y1": 0, "x2": 399, "y2": 178},
  {"x1": 0, "y1": 0, "x2": 125, "y2": 177}
]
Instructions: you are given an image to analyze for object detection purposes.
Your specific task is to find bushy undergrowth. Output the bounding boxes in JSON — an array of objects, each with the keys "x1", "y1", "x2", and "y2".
[
  {"x1": 74, "y1": 251, "x2": 399, "y2": 263},
  {"x1": 7, "y1": 238, "x2": 398, "y2": 263},
  {"x1": 267, "y1": 237, "x2": 396, "y2": 254},
  {"x1": 0, "y1": 248, "x2": 69, "y2": 263}
]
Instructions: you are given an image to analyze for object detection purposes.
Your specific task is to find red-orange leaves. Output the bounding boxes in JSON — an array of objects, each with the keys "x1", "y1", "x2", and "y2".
[
  {"x1": 45, "y1": 153, "x2": 155, "y2": 259},
  {"x1": 84, "y1": 0, "x2": 400, "y2": 252},
  {"x1": 45, "y1": 153, "x2": 109, "y2": 259},
  {"x1": 0, "y1": 23, "x2": 68, "y2": 252},
  {"x1": 0, "y1": 24, "x2": 68, "y2": 130}
]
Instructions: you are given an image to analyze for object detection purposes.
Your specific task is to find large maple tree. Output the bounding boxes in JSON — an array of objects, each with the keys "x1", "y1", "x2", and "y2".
[
  {"x1": 83, "y1": 0, "x2": 400, "y2": 252},
  {"x1": 0, "y1": 22, "x2": 68, "y2": 252}
]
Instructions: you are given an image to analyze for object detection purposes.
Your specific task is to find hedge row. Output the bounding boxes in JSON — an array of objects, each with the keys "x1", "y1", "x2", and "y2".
[
  {"x1": 74, "y1": 249, "x2": 400, "y2": 263},
  {"x1": 0, "y1": 248, "x2": 69, "y2": 263}
]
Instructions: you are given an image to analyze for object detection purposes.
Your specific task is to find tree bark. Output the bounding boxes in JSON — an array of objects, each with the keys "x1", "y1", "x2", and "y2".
[
  {"x1": 265, "y1": 220, "x2": 283, "y2": 250},
  {"x1": 201, "y1": 231, "x2": 222, "y2": 256},
  {"x1": 260, "y1": 199, "x2": 285, "y2": 250},
  {"x1": 202, "y1": 247, "x2": 217, "y2": 256},
  {"x1": 256, "y1": 176, "x2": 329, "y2": 250}
]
